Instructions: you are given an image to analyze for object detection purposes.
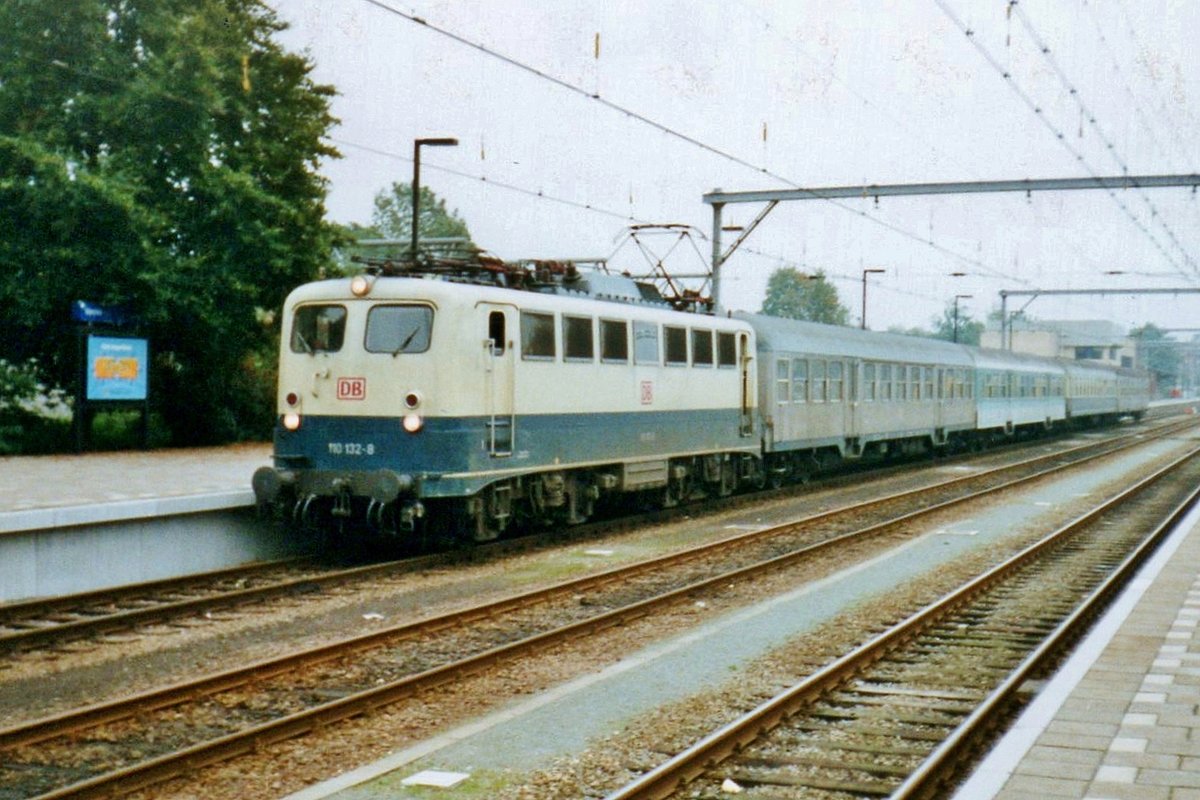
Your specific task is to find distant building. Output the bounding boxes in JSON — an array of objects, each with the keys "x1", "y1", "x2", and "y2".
[{"x1": 981, "y1": 319, "x2": 1135, "y2": 368}]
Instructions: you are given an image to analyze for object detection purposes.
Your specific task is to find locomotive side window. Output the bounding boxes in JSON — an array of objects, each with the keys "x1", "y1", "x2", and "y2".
[
  {"x1": 664, "y1": 326, "x2": 688, "y2": 365},
  {"x1": 563, "y1": 315, "x2": 594, "y2": 361},
  {"x1": 691, "y1": 330, "x2": 713, "y2": 367},
  {"x1": 600, "y1": 319, "x2": 629, "y2": 363},
  {"x1": 365, "y1": 305, "x2": 433, "y2": 354},
  {"x1": 717, "y1": 332, "x2": 736, "y2": 367},
  {"x1": 291, "y1": 304, "x2": 347, "y2": 354},
  {"x1": 521, "y1": 311, "x2": 556, "y2": 360},
  {"x1": 633, "y1": 321, "x2": 659, "y2": 365}
]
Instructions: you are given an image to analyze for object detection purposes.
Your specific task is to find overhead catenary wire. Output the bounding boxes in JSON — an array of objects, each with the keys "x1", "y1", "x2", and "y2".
[
  {"x1": 356, "y1": 0, "x2": 1029, "y2": 287},
  {"x1": 935, "y1": 0, "x2": 1195, "y2": 285},
  {"x1": 1008, "y1": 2, "x2": 1198, "y2": 279}
]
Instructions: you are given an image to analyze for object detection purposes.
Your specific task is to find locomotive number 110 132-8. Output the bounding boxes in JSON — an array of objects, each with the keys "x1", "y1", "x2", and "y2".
[{"x1": 327, "y1": 442, "x2": 375, "y2": 456}]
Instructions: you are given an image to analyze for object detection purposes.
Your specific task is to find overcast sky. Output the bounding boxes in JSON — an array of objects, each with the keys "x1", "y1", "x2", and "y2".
[{"x1": 270, "y1": 0, "x2": 1200, "y2": 335}]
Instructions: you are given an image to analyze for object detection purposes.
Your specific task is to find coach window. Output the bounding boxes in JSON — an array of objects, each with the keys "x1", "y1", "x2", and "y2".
[
  {"x1": 829, "y1": 361, "x2": 844, "y2": 402},
  {"x1": 896, "y1": 366, "x2": 908, "y2": 401},
  {"x1": 520, "y1": 311, "x2": 556, "y2": 360},
  {"x1": 880, "y1": 364, "x2": 892, "y2": 401},
  {"x1": 792, "y1": 358, "x2": 808, "y2": 402},
  {"x1": 863, "y1": 363, "x2": 876, "y2": 401},
  {"x1": 563, "y1": 315, "x2": 595, "y2": 361},
  {"x1": 691, "y1": 330, "x2": 714, "y2": 367},
  {"x1": 600, "y1": 319, "x2": 629, "y2": 363},
  {"x1": 292, "y1": 304, "x2": 347, "y2": 354},
  {"x1": 717, "y1": 332, "x2": 737, "y2": 367},
  {"x1": 776, "y1": 359, "x2": 790, "y2": 403},
  {"x1": 364, "y1": 305, "x2": 433, "y2": 354},
  {"x1": 811, "y1": 360, "x2": 827, "y2": 402},
  {"x1": 664, "y1": 326, "x2": 688, "y2": 366},
  {"x1": 911, "y1": 367, "x2": 921, "y2": 401},
  {"x1": 923, "y1": 367, "x2": 934, "y2": 401}
]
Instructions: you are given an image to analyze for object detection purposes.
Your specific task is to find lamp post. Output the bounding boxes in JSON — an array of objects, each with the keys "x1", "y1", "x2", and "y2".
[
  {"x1": 953, "y1": 294, "x2": 972, "y2": 342},
  {"x1": 861, "y1": 268, "x2": 885, "y2": 330},
  {"x1": 411, "y1": 137, "x2": 459, "y2": 257}
]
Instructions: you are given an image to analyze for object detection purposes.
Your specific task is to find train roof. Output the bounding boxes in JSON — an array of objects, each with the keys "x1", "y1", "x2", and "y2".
[{"x1": 736, "y1": 312, "x2": 975, "y2": 366}]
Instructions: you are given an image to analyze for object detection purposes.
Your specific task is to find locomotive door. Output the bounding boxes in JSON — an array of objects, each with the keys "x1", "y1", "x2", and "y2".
[{"x1": 480, "y1": 303, "x2": 515, "y2": 456}]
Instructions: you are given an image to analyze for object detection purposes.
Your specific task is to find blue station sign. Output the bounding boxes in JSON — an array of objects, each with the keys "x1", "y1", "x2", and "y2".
[{"x1": 86, "y1": 335, "x2": 149, "y2": 401}]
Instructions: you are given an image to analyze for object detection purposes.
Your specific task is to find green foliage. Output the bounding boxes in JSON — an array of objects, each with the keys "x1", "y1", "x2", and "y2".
[
  {"x1": 760, "y1": 268, "x2": 849, "y2": 325},
  {"x1": 0, "y1": 0, "x2": 339, "y2": 446},
  {"x1": 372, "y1": 182, "x2": 473, "y2": 246},
  {"x1": 930, "y1": 302, "x2": 984, "y2": 345},
  {"x1": 1130, "y1": 323, "x2": 1179, "y2": 389}
]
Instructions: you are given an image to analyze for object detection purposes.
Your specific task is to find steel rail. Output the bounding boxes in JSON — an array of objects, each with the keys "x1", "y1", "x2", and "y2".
[
  {"x1": 4, "y1": 420, "x2": 1195, "y2": 799},
  {"x1": 604, "y1": 445, "x2": 1200, "y2": 800},
  {"x1": 3, "y1": 418, "x2": 1184, "y2": 752},
  {"x1": 1, "y1": 416, "x2": 1184, "y2": 657}
]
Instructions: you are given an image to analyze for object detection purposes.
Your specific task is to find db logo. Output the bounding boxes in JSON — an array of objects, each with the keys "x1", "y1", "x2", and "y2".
[
  {"x1": 640, "y1": 380, "x2": 653, "y2": 405},
  {"x1": 337, "y1": 377, "x2": 366, "y2": 400}
]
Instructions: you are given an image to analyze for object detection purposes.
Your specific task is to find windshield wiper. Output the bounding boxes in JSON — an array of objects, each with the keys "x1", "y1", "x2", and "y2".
[
  {"x1": 393, "y1": 326, "x2": 421, "y2": 357},
  {"x1": 295, "y1": 331, "x2": 315, "y2": 355}
]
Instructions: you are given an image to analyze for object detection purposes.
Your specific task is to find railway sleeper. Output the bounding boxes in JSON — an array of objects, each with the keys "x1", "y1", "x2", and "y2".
[
  {"x1": 728, "y1": 768, "x2": 895, "y2": 796},
  {"x1": 809, "y1": 706, "x2": 961, "y2": 728},
  {"x1": 773, "y1": 733, "x2": 930, "y2": 758},
  {"x1": 831, "y1": 692, "x2": 978, "y2": 715},
  {"x1": 740, "y1": 752, "x2": 916, "y2": 777}
]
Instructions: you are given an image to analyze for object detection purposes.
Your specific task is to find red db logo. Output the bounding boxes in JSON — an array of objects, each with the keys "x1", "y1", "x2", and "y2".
[{"x1": 337, "y1": 377, "x2": 366, "y2": 400}]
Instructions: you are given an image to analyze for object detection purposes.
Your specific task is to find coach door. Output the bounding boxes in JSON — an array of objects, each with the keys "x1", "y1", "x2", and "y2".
[{"x1": 480, "y1": 304, "x2": 515, "y2": 456}]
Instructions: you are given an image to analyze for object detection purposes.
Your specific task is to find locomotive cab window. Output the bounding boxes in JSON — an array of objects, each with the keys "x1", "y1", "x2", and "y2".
[
  {"x1": 664, "y1": 326, "x2": 688, "y2": 366},
  {"x1": 563, "y1": 315, "x2": 594, "y2": 361},
  {"x1": 365, "y1": 305, "x2": 434, "y2": 354},
  {"x1": 601, "y1": 319, "x2": 629, "y2": 363},
  {"x1": 291, "y1": 304, "x2": 347, "y2": 354},
  {"x1": 521, "y1": 311, "x2": 556, "y2": 360}
]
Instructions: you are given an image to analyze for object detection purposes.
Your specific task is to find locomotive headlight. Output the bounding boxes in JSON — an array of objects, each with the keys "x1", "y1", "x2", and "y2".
[
  {"x1": 402, "y1": 413, "x2": 423, "y2": 433},
  {"x1": 283, "y1": 412, "x2": 302, "y2": 431},
  {"x1": 350, "y1": 275, "x2": 372, "y2": 297}
]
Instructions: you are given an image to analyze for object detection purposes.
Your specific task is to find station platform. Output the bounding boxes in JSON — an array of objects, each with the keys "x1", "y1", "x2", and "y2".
[
  {"x1": 956, "y1": 499, "x2": 1200, "y2": 799},
  {"x1": 0, "y1": 444, "x2": 280, "y2": 603},
  {"x1": 0, "y1": 443, "x2": 270, "y2": 532}
]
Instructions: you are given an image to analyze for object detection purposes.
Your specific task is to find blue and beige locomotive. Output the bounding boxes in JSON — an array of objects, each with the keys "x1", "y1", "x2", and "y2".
[
  {"x1": 253, "y1": 256, "x2": 1151, "y2": 542},
  {"x1": 253, "y1": 259, "x2": 762, "y2": 541}
]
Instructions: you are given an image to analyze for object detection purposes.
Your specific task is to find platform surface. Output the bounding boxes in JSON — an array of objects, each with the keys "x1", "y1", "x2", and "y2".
[
  {"x1": 0, "y1": 444, "x2": 270, "y2": 514},
  {"x1": 956, "y1": 500, "x2": 1200, "y2": 799}
]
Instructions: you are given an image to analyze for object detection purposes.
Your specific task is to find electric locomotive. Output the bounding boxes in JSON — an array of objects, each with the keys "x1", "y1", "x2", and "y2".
[{"x1": 253, "y1": 257, "x2": 762, "y2": 542}]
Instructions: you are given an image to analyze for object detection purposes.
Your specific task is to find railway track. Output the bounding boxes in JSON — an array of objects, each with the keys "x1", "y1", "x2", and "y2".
[
  {"x1": 0, "y1": 419, "x2": 1181, "y2": 658},
  {"x1": 1, "y1": 418, "x2": 1195, "y2": 799},
  {"x1": 604, "y1": 445, "x2": 1200, "y2": 799}
]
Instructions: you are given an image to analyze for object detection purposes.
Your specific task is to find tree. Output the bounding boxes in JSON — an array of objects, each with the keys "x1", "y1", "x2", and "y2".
[
  {"x1": 0, "y1": 0, "x2": 339, "y2": 444},
  {"x1": 1131, "y1": 324, "x2": 1179, "y2": 392},
  {"x1": 760, "y1": 268, "x2": 849, "y2": 325},
  {"x1": 330, "y1": 184, "x2": 475, "y2": 272},
  {"x1": 931, "y1": 302, "x2": 984, "y2": 345}
]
